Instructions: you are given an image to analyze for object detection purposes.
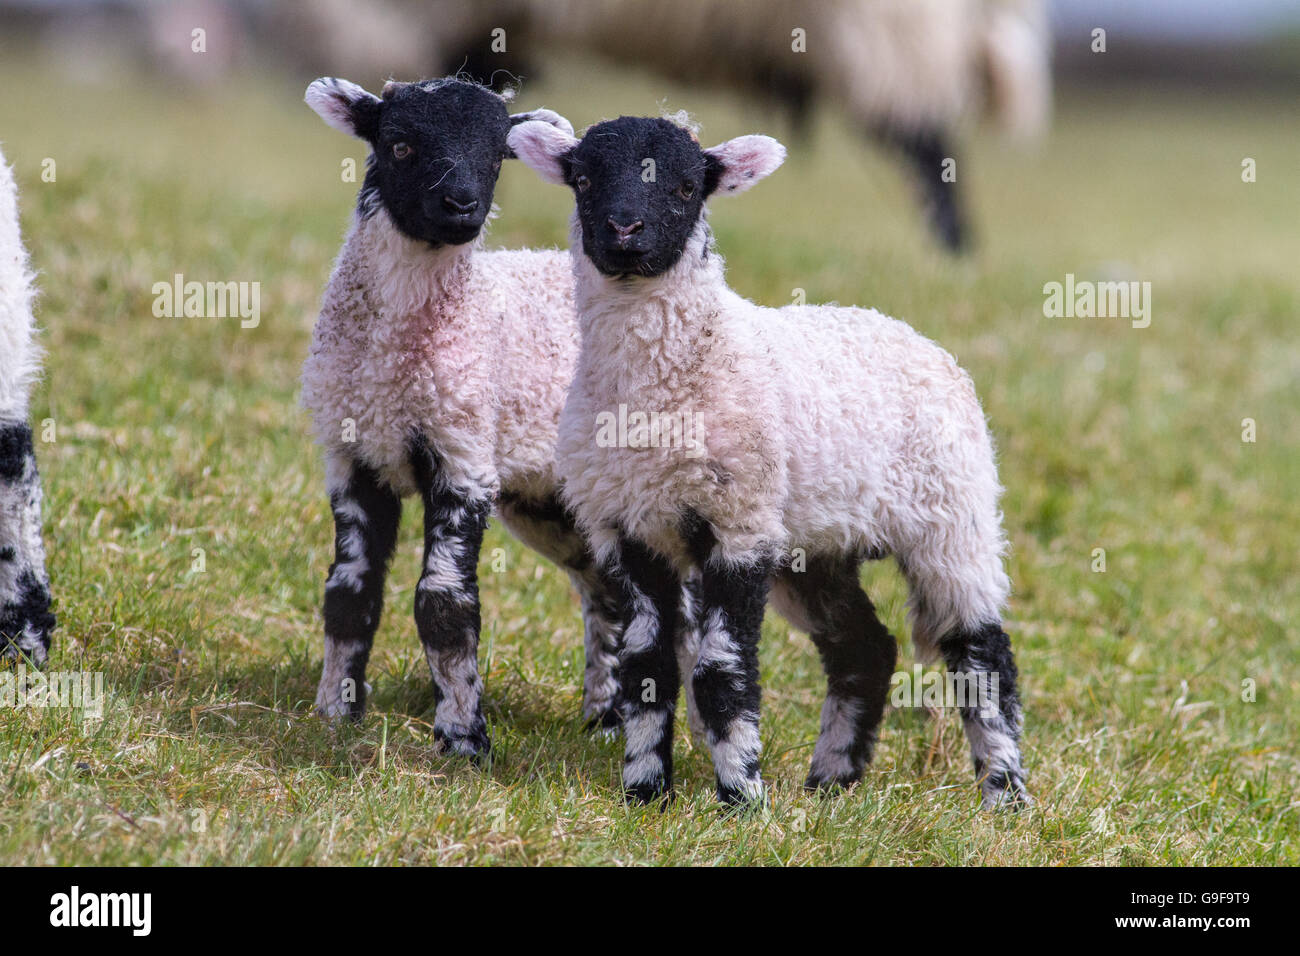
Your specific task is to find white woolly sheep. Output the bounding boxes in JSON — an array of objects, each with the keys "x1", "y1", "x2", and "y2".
[
  {"x1": 0, "y1": 145, "x2": 55, "y2": 665},
  {"x1": 510, "y1": 115, "x2": 1028, "y2": 808},
  {"x1": 301, "y1": 78, "x2": 704, "y2": 756},
  {"x1": 272, "y1": 0, "x2": 1051, "y2": 251}
]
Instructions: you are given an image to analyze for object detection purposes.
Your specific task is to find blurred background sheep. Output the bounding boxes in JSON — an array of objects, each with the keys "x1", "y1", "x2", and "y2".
[
  {"x1": 250, "y1": 0, "x2": 1053, "y2": 252},
  {"x1": 6, "y1": 1, "x2": 1298, "y2": 251}
]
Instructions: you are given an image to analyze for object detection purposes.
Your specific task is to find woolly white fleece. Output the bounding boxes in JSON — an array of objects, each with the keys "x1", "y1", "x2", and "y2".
[
  {"x1": 0, "y1": 147, "x2": 39, "y2": 420},
  {"x1": 556, "y1": 213, "x2": 1010, "y2": 659},
  {"x1": 301, "y1": 208, "x2": 578, "y2": 503}
]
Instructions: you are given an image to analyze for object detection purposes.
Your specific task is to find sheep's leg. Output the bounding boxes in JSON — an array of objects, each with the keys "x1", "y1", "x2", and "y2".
[
  {"x1": 573, "y1": 569, "x2": 624, "y2": 734},
  {"x1": 410, "y1": 439, "x2": 492, "y2": 758},
  {"x1": 0, "y1": 420, "x2": 55, "y2": 667},
  {"x1": 770, "y1": 556, "x2": 897, "y2": 791},
  {"x1": 612, "y1": 535, "x2": 682, "y2": 804},
  {"x1": 937, "y1": 622, "x2": 1029, "y2": 808},
  {"x1": 874, "y1": 123, "x2": 969, "y2": 253},
  {"x1": 692, "y1": 554, "x2": 772, "y2": 807},
  {"x1": 494, "y1": 493, "x2": 624, "y2": 733},
  {"x1": 676, "y1": 571, "x2": 706, "y2": 746},
  {"x1": 315, "y1": 457, "x2": 401, "y2": 720}
]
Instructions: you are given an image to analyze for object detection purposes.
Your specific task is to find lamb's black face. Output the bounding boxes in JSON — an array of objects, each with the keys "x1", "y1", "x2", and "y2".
[
  {"x1": 361, "y1": 81, "x2": 511, "y2": 246},
  {"x1": 564, "y1": 117, "x2": 719, "y2": 278}
]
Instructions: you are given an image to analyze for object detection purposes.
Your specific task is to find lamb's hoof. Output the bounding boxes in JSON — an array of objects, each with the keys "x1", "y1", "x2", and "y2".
[
  {"x1": 0, "y1": 616, "x2": 53, "y2": 669},
  {"x1": 980, "y1": 772, "x2": 1032, "y2": 811},
  {"x1": 716, "y1": 779, "x2": 767, "y2": 815},
  {"x1": 434, "y1": 723, "x2": 492, "y2": 764},
  {"x1": 313, "y1": 681, "x2": 370, "y2": 722},
  {"x1": 624, "y1": 781, "x2": 674, "y2": 809},
  {"x1": 583, "y1": 706, "x2": 622, "y2": 741},
  {"x1": 803, "y1": 771, "x2": 862, "y2": 796}
]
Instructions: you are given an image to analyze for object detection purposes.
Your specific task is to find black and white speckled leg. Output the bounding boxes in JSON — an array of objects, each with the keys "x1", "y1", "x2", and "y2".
[
  {"x1": 0, "y1": 420, "x2": 54, "y2": 667},
  {"x1": 612, "y1": 536, "x2": 681, "y2": 804},
  {"x1": 495, "y1": 493, "x2": 624, "y2": 734},
  {"x1": 676, "y1": 570, "x2": 706, "y2": 745},
  {"x1": 938, "y1": 621, "x2": 1029, "y2": 808},
  {"x1": 315, "y1": 456, "x2": 401, "y2": 720},
  {"x1": 410, "y1": 438, "x2": 492, "y2": 759},
  {"x1": 770, "y1": 555, "x2": 897, "y2": 792},
  {"x1": 690, "y1": 553, "x2": 772, "y2": 807}
]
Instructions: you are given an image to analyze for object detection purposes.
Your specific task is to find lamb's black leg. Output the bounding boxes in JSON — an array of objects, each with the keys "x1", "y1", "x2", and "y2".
[
  {"x1": 0, "y1": 420, "x2": 54, "y2": 667},
  {"x1": 612, "y1": 536, "x2": 682, "y2": 804},
  {"x1": 771, "y1": 556, "x2": 897, "y2": 791},
  {"x1": 410, "y1": 438, "x2": 492, "y2": 758},
  {"x1": 938, "y1": 621, "x2": 1029, "y2": 808},
  {"x1": 494, "y1": 492, "x2": 623, "y2": 734},
  {"x1": 691, "y1": 552, "x2": 773, "y2": 807},
  {"x1": 874, "y1": 123, "x2": 969, "y2": 253},
  {"x1": 315, "y1": 456, "x2": 401, "y2": 720}
]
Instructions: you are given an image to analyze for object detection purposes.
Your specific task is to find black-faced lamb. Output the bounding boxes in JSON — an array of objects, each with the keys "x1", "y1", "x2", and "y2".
[
  {"x1": 509, "y1": 115, "x2": 1028, "y2": 808},
  {"x1": 0, "y1": 145, "x2": 55, "y2": 665},
  {"x1": 302, "y1": 77, "x2": 626, "y2": 756}
]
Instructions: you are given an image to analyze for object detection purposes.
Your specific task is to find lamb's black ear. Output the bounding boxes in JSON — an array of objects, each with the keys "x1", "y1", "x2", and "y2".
[
  {"x1": 505, "y1": 109, "x2": 574, "y2": 158},
  {"x1": 305, "y1": 78, "x2": 382, "y2": 141}
]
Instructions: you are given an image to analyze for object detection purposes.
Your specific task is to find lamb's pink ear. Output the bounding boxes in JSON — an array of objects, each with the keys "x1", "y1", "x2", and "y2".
[
  {"x1": 508, "y1": 108, "x2": 574, "y2": 139},
  {"x1": 305, "y1": 77, "x2": 381, "y2": 141},
  {"x1": 703, "y1": 135, "x2": 786, "y2": 196},
  {"x1": 507, "y1": 119, "x2": 579, "y2": 185}
]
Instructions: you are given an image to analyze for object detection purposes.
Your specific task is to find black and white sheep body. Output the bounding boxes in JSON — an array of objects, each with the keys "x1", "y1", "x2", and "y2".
[
  {"x1": 510, "y1": 115, "x2": 1028, "y2": 807},
  {"x1": 0, "y1": 146, "x2": 55, "y2": 665},
  {"x1": 302, "y1": 79, "x2": 703, "y2": 754}
]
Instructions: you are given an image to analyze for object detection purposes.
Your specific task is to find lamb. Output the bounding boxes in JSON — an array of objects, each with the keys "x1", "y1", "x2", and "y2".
[
  {"x1": 509, "y1": 114, "x2": 1028, "y2": 808},
  {"x1": 0, "y1": 145, "x2": 56, "y2": 666},
  {"x1": 301, "y1": 77, "x2": 704, "y2": 756}
]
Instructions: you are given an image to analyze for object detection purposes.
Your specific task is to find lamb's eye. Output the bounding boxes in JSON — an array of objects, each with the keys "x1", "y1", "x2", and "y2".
[
  {"x1": 391, "y1": 142, "x2": 412, "y2": 160},
  {"x1": 677, "y1": 181, "x2": 696, "y2": 199},
  {"x1": 493, "y1": 154, "x2": 504, "y2": 172},
  {"x1": 575, "y1": 174, "x2": 591, "y2": 193}
]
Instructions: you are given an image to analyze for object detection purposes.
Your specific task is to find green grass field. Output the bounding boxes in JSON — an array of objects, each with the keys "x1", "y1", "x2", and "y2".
[{"x1": 1, "y1": 56, "x2": 1297, "y2": 865}]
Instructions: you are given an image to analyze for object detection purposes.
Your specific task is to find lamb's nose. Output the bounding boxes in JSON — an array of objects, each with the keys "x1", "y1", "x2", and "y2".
[
  {"x1": 443, "y1": 195, "x2": 479, "y2": 215},
  {"x1": 607, "y1": 218, "x2": 645, "y2": 243}
]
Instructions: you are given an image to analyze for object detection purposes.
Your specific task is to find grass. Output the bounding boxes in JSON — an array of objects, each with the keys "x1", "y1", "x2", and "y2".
[{"x1": 0, "y1": 55, "x2": 1297, "y2": 865}]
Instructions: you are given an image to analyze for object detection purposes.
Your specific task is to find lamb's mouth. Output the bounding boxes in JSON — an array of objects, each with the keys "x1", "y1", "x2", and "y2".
[
  {"x1": 596, "y1": 249, "x2": 658, "y2": 278},
  {"x1": 438, "y1": 223, "x2": 485, "y2": 246}
]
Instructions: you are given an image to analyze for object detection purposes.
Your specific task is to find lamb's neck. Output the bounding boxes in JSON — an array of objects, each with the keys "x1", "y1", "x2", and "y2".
[
  {"x1": 571, "y1": 222, "x2": 731, "y2": 395},
  {"x1": 357, "y1": 208, "x2": 476, "y2": 321},
  {"x1": 576, "y1": 270, "x2": 727, "y2": 389}
]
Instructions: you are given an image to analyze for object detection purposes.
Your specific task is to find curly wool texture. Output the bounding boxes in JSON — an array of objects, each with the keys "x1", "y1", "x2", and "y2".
[
  {"x1": 558, "y1": 214, "x2": 1010, "y2": 659},
  {"x1": 301, "y1": 207, "x2": 578, "y2": 502},
  {"x1": 0, "y1": 147, "x2": 40, "y2": 421}
]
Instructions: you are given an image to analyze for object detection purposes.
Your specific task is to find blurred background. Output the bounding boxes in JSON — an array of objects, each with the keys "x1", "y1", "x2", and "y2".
[{"x1": 4, "y1": 0, "x2": 1300, "y2": 85}]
